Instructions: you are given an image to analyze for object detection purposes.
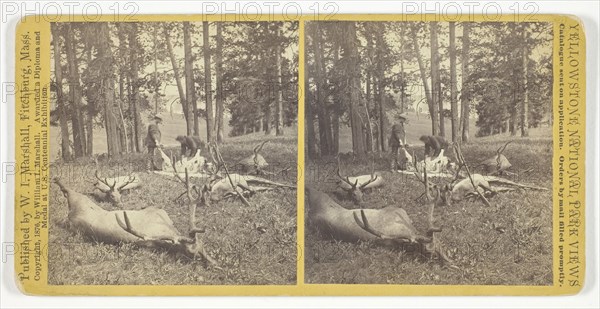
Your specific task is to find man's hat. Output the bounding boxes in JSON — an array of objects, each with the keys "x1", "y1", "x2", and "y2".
[{"x1": 152, "y1": 115, "x2": 163, "y2": 123}]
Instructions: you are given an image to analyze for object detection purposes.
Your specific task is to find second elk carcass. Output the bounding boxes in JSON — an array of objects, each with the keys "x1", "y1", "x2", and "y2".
[{"x1": 238, "y1": 140, "x2": 270, "y2": 175}]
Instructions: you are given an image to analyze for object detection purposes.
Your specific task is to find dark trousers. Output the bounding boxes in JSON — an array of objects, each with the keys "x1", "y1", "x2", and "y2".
[
  {"x1": 147, "y1": 146, "x2": 158, "y2": 170},
  {"x1": 390, "y1": 145, "x2": 408, "y2": 170}
]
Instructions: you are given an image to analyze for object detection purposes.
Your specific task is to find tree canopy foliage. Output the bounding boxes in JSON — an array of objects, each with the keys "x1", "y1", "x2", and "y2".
[
  {"x1": 51, "y1": 21, "x2": 298, "y2": 161},
  {"x1": 305, "y1": 21, "x2": 552, "y2": 158}
]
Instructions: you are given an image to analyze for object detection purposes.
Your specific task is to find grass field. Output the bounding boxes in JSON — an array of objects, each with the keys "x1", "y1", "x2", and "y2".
[
  {"x1": 305, "y1": 120, "x2": 553, "y2": 285},
  {"x1": 48, "y1": 129, "x2": 298, "y2": 285}
]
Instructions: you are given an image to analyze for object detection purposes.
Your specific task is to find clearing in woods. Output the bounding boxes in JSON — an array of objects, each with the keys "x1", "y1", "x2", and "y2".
[
  {"x1": 48, "y1": 129, "x2": 298, "y2": 285},
  {"x1": 305, "y1": 116, "x2": 553, "y2": 285}
]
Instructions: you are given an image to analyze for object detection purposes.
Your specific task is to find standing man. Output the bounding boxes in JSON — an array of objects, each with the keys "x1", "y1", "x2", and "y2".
[
  {"x1": 389, "y1": 112, "x2": 409, "y2": 171},
  {"x1": 146, "y1": 115, "x2": 162, "y2": 170}
]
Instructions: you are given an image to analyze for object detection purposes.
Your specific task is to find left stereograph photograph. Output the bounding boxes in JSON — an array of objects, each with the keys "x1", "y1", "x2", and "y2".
[{"x1": 48, "y1": 21, "x2": 299, "y2": 285}]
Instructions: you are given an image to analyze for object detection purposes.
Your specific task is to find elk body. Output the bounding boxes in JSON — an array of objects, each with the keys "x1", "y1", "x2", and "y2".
[
  {"x1": 157, "y1": 147, "x2": 207, "y2": 174},
  {"x1": 308, "y1": 154, "x2": 455, "y2": 264},
  {"x1": 306, "y1": 187, "x2": 421, "y2": 243},
  {"x1": 201, "y1": 173, "x2": 295, "y2": 202},
  {"x1": 94, "y1": 171, "x2": 141, "y2": 206},
  {"x1": 54, "y1": 179, "x2": 215, "y2": 264},
  {"x1": 448, "y1": 173, "x2": 548, "y2": 202}
]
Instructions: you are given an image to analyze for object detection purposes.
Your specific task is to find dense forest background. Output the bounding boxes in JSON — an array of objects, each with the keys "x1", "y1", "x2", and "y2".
[
  {"x1": 50, "y1": 21, "x2": 298, "y2": 161},
  {"x1": 305, "y1": 21, "x2": 552, "y2": 158}
]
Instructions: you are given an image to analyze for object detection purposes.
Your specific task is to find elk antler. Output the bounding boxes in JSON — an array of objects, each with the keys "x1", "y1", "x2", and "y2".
[
  {"x1": 213, "y1": 142, "x2": 252, "y2": 207},
  {"x1": 206, "y1": 143, "x2": 222, "y2": 179},
  {"x1": 353, "y1": 209, "x2": 433, "y2": 243},
  {"x1": 496, "y1": 141, "x2": 512, "y2": 157},
  {"x1": 116, "y1": 211, "x2": 181, "y2": 243},
  {"x1": 336, "y1": 156, "x2": 358, "y2": 190},
  {"x1": 252, "y1": 140, "x2": 268, "y2": 166},
  {"x1": 450, "y1": 144, "x2": 464, "y2": 184},
  {"x1": 117, "y1": 175, "x2": 138, "y2": 191},
  {"x1": 170, "y1": 152, "x2": 204, "y2": 232},
  {"x1": 359, "y1": 159, "x2": 379, "y2": 189},
  {"x1": 495, "y1": 140, "x2": 512, "y2": 173},
  {"x1": 455, "y1": 144, "x2": 491, "y2": 207},
  {"x1": 95, "y1": 170, "x2": 117, "y2": 192},
  {"x1": 116, "y1": 211, "x2": 216, "y2": 265},
  {"x1": 353, "y1": 209, "x2": 385, "y2": 239}
]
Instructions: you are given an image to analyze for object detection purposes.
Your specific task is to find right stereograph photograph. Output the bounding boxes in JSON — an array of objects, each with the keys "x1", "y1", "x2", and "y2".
[{"x1": 304, "y1": 20, "x2": 554, "y2": 285}]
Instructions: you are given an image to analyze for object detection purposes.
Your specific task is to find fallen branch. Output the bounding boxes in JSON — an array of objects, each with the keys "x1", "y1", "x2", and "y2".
[
  {"x1": 455, "y1": 145, "x2": 491, "y2": 207},
  {"x1": 212, "y1": 142, "x2": 251, "y2": 207},
  {"x1": 483, "y1": 175, "x2": 549, "y2": 191}
]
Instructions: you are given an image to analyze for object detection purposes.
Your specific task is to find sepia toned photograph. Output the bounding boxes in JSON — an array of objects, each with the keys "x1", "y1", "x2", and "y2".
[
  {"x1": 48, "y1": 20, "x2": 299, "y2": 285},
  {"x1": 304, "y1": 20, "x2": 553, "y2": 285}
]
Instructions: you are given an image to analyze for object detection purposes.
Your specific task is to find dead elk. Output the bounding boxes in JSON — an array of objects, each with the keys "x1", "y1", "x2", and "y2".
[
  {"x1": 306, "y1": 186, "x2": 451, "y2": 264},
  {"x1": 54, "y1": 178, "x2": 215, "y2": 265},
  {"x1": 193, "y1": 143, "x2": 295, "y2": 205},
  {"x1": 444, "y1": 144, "x2": 547, "y2": 206},
  {"x1": 157, "y1": 146, "x2": 207, "y2": 174},
  {"x1": 238, "y1": 140, "x2": 270, "y2": 174},
  {"x1": 94, "y1": 171, "x2": 141, "y2": 207},
  {"x1": 479, "y1": 141, "x2": 513, "y2": 175}
]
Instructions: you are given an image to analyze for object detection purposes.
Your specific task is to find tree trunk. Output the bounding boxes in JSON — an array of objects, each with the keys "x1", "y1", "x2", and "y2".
[
  {"x1": 116, "y1": 24, "x2": 128, "y2": 153},
  {"x1": 164, "y1": 24, "x2": 189, "y2": 134},
  {"x1": 51, "y1": 24, "x2": 72, "y2": 161},
  {"x1": 129, "y1": 23, "x2": 143, "y2": 152},
  {"x1": 364, "y1": 84, "x2": 374, "y2": 153},
  {"x1": 314, "y1": 23, "x2": 332, "y2": 155},
  {"x1": 375, "y1": 24, "x2": 386, "y2": 152},
  {"x1": 65, "y1": 23, "x2": 86, "y2": 157},
  {"x1": 264, "y1": 102, "x2": 271, "y2": 134},
  {"x1": 510, "y1": 23, "x2": 519, "y2": 137},
  {"x1": 83, "y1": 26, "x2": 94, "y2": 156},
  {"x1": 449, "y1": 22, "x2": 459, "y2": 143},
  {"x1": 521, "y1": 26, "x2": 530, "y2": 137},
  {"x1": 183, "y1": 22, "x2": 197, "y2": 136},
  {"x1": 331, "y1": 38, "x2": 341, "y2": 154},
  {"x1": 345, "y1": 22, "x2": 366, "y2": 156},
  {"x1": 364, "y1": 27, "x2": 374, "y2": 152},
  {"x1": 116, "y1": 23, "x2": 130, "y2": 153},
  {"x1": 411, "y1": 25, "x2": 437, "y2": 135},
  {"x1": 275, "y1": 26, "x2": 284, "y2": 136},
  {"x1": 305, "y1": 80, "x2": 317, "y2": 158},
  {"x1": 153, "y1": 24, "x2": 159, "y2": 115},
  {"x1": 430, "y1": 22, "x2": 443, "y2": 137},
  {"x1": 98, "y1": 23, "x2": 121, "y2": 157},
  {"x1": 399, "y1": 24, "x2": 405, "y2": 114},
  {"x1": 202, "y1": 21, "x2": 214, "y2": 141},
  {"x1": 460, "y1": 22, "x2": 471, "y2": 143},
  {"x1": 215, "y1": 23, "x2": 224, "y2": 142}
]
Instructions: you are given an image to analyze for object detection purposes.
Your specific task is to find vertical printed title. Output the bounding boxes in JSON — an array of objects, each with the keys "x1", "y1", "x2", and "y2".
[
  {"x1": 15, "y1": 19, "x2": 50, "y2": 287},
  {"x1": 555, "y1": 17, "x2": 585, "y2": 290}
]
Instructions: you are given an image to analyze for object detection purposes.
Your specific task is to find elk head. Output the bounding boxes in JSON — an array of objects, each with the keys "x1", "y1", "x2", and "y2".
[
  {"x1": 94, "y1": 170, "x2": 138, "y2": 207},
  {"x1": 336, "y1": 157, "x2": 380, "y2": 204},
  {"x1": 239, "y1": 140, "x2": 269, "y2": 174}
]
